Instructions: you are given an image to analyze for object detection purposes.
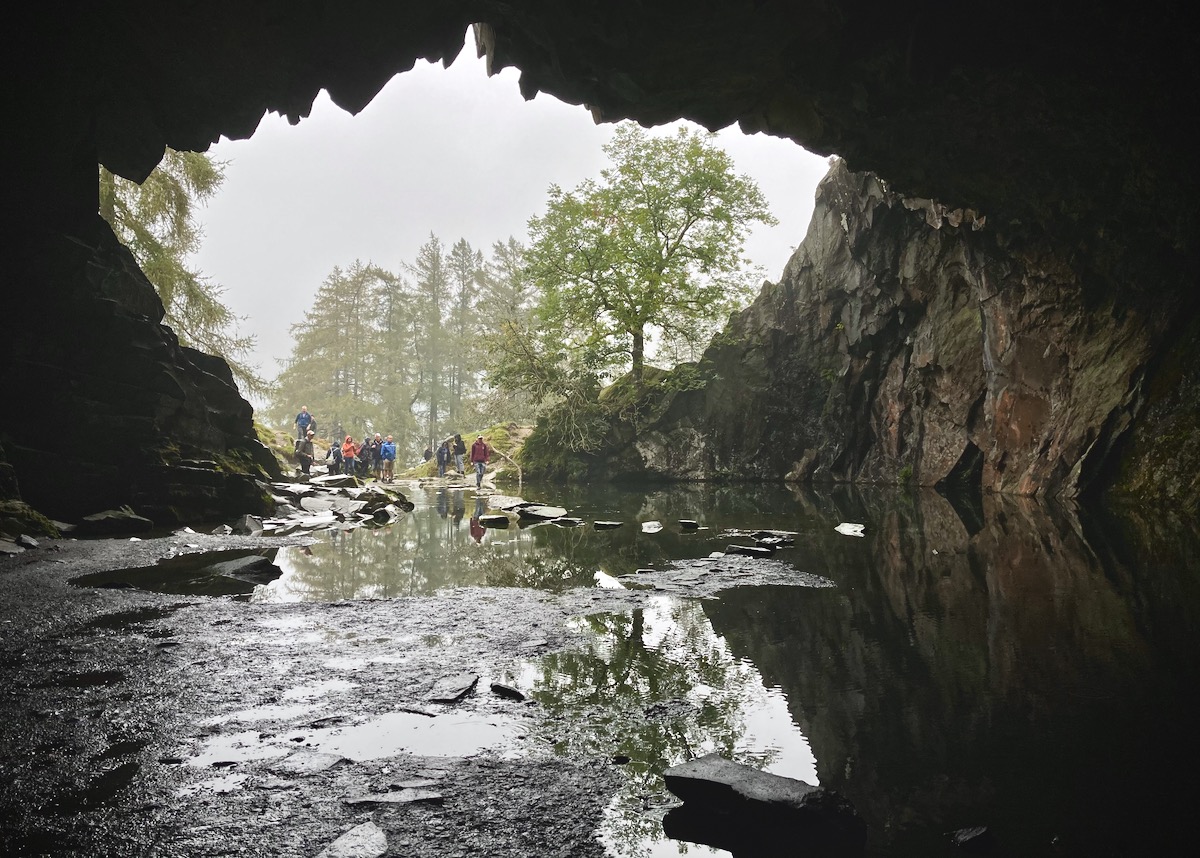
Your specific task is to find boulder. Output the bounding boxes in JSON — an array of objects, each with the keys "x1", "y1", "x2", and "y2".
[
  {"x1": 516, "y1": 505, "x2": 568, "y2": 521},
  {"x1": 203, "y1": 554, "x2": 280, "y2": 585},
  {"x1": 231, "y1": 514, "x2": 264, "y2": 536},
  {"x1": 490, "y1": 682, "x2": 526, "y2": 702}
]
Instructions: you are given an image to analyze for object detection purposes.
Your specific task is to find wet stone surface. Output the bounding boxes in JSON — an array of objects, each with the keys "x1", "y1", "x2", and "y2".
[{"x1": 0, "y1": 530, "x2": 825, "y2": 857}]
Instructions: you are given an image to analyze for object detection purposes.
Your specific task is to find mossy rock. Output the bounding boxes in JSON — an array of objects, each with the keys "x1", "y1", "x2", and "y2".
[{"x1": 0, "y1": 500, "x2": 61, "y2": 539}]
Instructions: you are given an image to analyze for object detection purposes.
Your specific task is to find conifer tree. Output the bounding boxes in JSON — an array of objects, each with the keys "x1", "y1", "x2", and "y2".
[{"x1": 99, "y1": 148, "x2": 265, "y2": 395}]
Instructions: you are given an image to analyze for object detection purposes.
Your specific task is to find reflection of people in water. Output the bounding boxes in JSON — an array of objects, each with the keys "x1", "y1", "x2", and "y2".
[
  {"x1": 470, "y1": 495, "x2": 486, "y2": 543},
  {"x1": 452, "y1": 490, "x2": 465, "y2": 525},
  {"x1": 437, "y1": 488, "x2": 448, "y2": 519}
]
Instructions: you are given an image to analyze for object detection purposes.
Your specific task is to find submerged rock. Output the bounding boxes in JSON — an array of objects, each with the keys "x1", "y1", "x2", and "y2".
[{"x1": 724, "y1": 544, "x2": 774, "y2": 558}]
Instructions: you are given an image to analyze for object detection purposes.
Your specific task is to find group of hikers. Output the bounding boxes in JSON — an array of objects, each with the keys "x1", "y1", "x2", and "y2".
[
  {"x1": 292, "y1": 406, "x2": 492, "y2": 488},
  {"x1": 424, "y1": 433, "x2": 493, "y2": 487}
]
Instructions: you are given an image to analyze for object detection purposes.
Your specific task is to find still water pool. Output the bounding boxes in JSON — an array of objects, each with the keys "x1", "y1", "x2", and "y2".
[
  {"x1": 81, "y1": 480, "x2": 1200, "y2": 855},
  {"x1": 249, "y1": 480, "x2": 1200, "y2": 856}
]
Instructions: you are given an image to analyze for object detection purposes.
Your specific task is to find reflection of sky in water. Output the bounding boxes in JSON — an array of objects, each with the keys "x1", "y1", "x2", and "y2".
[{"x1": 516, "y1": 594, "x2": 819, "y2": 858}]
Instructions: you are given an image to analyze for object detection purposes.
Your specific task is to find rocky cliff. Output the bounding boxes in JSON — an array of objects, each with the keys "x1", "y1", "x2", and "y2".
[
  {"x1": 603, "y1": 162, "x2": 1196, "y2": 509},
  {"x1": 0, "y1": 216, "x2": 279, "y2": 524}
]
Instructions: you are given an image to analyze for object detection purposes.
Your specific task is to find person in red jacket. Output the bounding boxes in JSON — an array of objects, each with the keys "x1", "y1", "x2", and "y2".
[
  {"x1": 341, "y1": 435, "x2": 358, "y2": 476},
  {"x1": 469, "y1": 434, "x2": 491, "y2": 488}
]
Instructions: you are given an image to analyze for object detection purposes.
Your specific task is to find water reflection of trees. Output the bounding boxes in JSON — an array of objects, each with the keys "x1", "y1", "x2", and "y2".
[{"x1": 528, "y1": 597, "x2": 781, "y2": 858}]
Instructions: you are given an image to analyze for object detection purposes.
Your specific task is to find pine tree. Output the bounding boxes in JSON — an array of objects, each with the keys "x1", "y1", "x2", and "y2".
[{"x1": 99, "y1": 148, "x2": 265, "y2": 395}]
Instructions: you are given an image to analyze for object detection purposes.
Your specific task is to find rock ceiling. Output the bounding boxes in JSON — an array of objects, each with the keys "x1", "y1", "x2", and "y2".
[{"x1": 13, "y1": 1, "x2": 1197, "y2": 293}]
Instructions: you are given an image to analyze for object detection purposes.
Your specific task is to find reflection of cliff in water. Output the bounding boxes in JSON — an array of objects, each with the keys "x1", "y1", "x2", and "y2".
[{"x1": 705, "y1": 489, "x2": 1200, "y2": 856}]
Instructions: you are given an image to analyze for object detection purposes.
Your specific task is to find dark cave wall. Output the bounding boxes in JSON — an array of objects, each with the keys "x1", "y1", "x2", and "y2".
[
  {"x1": 0, "y1": 218, "x2": 278, "y2": 523},
  {"x1": 2, "y1": 1, "x2": 1197, "y2": 521}
]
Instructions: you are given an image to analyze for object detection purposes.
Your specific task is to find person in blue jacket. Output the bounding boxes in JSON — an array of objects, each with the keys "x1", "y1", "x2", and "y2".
[
  {"x1": 294, "y1": 406, "x2": 314, "y2": 439},
  {"x1": 380, "y1": 435, "x2": 397, "y2": 483}
]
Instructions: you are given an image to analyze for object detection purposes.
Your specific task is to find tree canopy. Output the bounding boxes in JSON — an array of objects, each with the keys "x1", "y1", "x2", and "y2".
[
  {"x1": 515, "y1": 123, "x2": 775, "y2": 392},
  {"x1": 99, "y1": 148, "x2": 265, "y2": 395},
  {"x1": 269, "y1": 237, "x2": 523, "y2": 454}
]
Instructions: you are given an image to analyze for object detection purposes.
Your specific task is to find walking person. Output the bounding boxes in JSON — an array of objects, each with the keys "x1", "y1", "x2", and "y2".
[
  {"x1": 368, "y1": 433, "x2": 384, "y2": 481},
  {"x1": 294, "y1": 406, "x2": 315, "y2": 439},
  {"x1": 295, "y1": 429, "x2": 315, "y2": 476},
  {"x1": 325, "y1": 440, "x2": 342, "y2": 475},
  {"x1": 469, "y1": 433, "x2": 491, "y2": 489},
  {"x1": 452, "y1": 434, "x2": 466, "y2": 474},
  {"x1": 358, "y1": 435, "x2": 372, "y2": 478},
  {"x1": 341, "y1": 435, "x2": 358, "y2": 476},
  {"x1": 380, "y1": 435, "x2": 396, "y2": 483},
  {"x1": 436, "y1": 441, "x2": 451, "y2": 478}
]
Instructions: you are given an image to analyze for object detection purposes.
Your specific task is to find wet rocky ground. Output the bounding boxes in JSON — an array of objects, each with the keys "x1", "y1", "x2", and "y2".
[{"x1": 0, "y1": 528, "x2": 830, "y2": 857}]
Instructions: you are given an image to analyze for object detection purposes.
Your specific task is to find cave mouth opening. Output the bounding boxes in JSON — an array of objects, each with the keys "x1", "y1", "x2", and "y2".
[{"x1": 167, "y1": 33, "x2": 829, "y2": 413}]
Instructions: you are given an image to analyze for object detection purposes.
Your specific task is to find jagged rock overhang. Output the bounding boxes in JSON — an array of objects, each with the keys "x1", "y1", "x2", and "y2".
[{"x1": 11, "y1": 2, "x2": 1197, "y2": 294}]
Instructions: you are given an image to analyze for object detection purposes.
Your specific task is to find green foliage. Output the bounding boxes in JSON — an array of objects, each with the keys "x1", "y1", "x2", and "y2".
[
  {"x1": 99, "y1": 149, "x2": 266, "y2": 396},
  {"x1": 516, "y1": 122, "x2": 776, "y2": 394},
  {"x1": 270, "y1": 261, "x2": 416, "y2": 444},
  {"x1": 272, "y1": 235, "x2": 527, "y2": 453}
]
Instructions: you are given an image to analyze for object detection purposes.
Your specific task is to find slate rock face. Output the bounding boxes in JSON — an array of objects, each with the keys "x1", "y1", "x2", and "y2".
[
  {"x1": 597, "y1": 163, "x2": 1189, "y2": 505},
  {"x1": 1, "y1": 220, "x2": 278, "y2": 524}
]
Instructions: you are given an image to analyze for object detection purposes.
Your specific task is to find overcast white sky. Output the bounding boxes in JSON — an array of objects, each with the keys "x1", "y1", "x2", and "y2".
[{"x1": 190, "y1": 35, "x2": 831, "y2": 380}]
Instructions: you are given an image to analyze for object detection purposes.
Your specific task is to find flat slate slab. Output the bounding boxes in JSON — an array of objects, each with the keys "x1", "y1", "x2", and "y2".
[
  {"x1": 343, "y1": 787, "x2": 443, "y2": 805},
  {"x1": 724, "y1": 543, "x2": 775, "y2": 558},
  {"x1": 665, "y1": 753, "x2": 821, "y2": 809},
  {"x1": 315, "y1": 821, "x2": 387, "y2": 858},
  {"x1": 271, "y1": 751, "x2": 345, "y2": 776},
  {"x1": 663, "y1": 753, "x2": 865, "y2": 851},
  {"x1": 429, "y1": 673, "x2": 479, "y2": 703},
  {"x1": 517, "y1": 505, "x2": 567, "y2": 520}
]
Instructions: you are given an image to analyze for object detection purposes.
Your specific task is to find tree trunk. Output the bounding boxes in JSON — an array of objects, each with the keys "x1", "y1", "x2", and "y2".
[{"x1": 631, "y1": 328, "x2": 645, "y2": 390}]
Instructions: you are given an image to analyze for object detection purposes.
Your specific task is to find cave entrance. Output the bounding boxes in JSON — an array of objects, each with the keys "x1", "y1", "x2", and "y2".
[{"x1": 170, "y1": 34, "x2": 829, "y2": 422}]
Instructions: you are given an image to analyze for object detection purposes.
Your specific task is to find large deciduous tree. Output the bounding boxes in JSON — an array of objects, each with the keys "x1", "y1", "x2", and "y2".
[
  {"x1": 99, "y1": 148, "x2": 264, "y2": 395},
  {"x1": 522, "y1": 123, "x2": 775, "y2": 391}
]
